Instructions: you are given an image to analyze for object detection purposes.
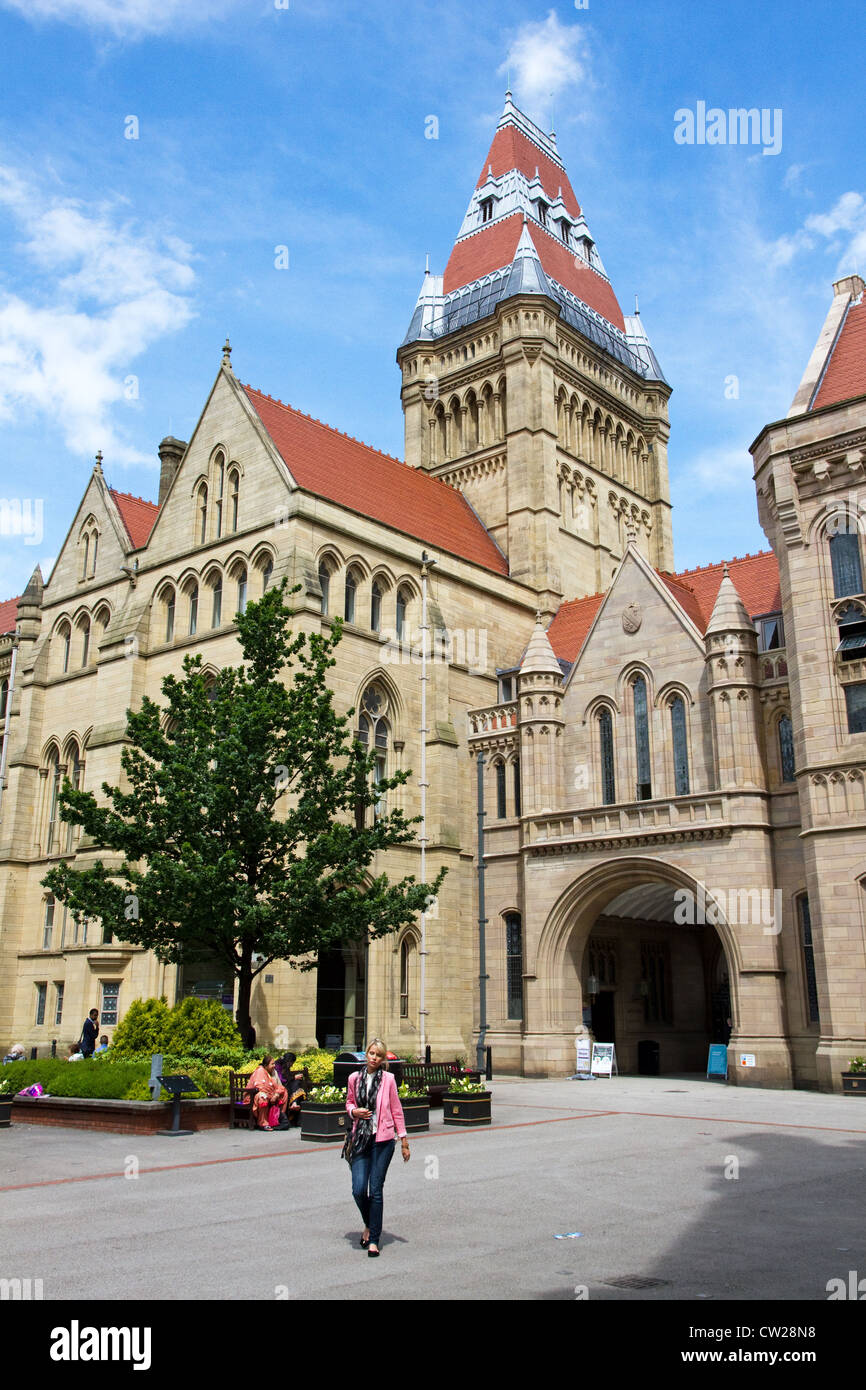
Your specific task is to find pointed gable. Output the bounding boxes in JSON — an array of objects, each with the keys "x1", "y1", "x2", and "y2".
[{"x1": 243, "y1": 386, "x2": 509, "y2": 575}]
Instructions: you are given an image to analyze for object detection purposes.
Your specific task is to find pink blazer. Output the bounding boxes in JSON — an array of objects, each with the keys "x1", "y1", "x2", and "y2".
[{"x1": 346, "y1": 1069, "x2": 407, "y2": 1142}]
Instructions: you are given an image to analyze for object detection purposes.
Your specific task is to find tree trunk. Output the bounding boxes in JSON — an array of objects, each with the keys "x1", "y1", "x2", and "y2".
[{"x1": 235, "y1": 943, "x2": 255, "y2": 1050}]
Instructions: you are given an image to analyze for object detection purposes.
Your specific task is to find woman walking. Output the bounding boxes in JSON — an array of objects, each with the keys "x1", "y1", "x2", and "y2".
[{"x1": 346, "y1": 1038, "x2": 410, "y2": 1256}]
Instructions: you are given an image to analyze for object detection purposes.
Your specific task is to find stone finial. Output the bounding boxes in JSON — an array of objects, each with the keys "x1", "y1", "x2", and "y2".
[
  {"x1": 94, "y1": 451, "x2": 103, "y2": 474},
  {"x1": 222, "y1": 337, "x2": 232, "y2": 367}
]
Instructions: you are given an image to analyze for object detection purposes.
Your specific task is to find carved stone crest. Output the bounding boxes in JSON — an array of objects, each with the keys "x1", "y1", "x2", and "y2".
[{"x1": 622, "y1": 602, "x2": 642, "y2": 634}]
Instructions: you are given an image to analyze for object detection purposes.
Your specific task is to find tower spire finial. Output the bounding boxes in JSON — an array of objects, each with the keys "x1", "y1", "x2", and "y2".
[{"x1": 222, "y1": 336, "x2": 232, "y2": 368}]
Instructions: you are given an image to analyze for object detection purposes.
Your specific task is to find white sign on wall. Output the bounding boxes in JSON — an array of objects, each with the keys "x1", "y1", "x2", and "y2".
[{"x1": 739, "y1": 1053, "x2": 756, "y2": 1068}]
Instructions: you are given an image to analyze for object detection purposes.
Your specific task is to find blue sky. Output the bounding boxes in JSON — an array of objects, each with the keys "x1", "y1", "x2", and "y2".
[{"x1": 0, "y1": 0, "x2": 864, "y2": 602}]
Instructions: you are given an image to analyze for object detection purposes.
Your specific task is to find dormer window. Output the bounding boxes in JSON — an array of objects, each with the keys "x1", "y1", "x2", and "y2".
[
  {"x1": 537, "y1": 199, "x2": 548, "y2": 227},
  {"x1": 480, "y1": 197, "x2": 494, "y2": 224},
  {"x1": 498, "y1": 673, "x2": 516, "y2": 703},
  {"x1": 756, "y1": 614, "x2": 784, "y2": 651},
  {"x1": 559, "y1": 219, "x2": 571, "y2": 246},
  {"x1": 579, "y1": 235, "x2": 594, "y2": 263}
]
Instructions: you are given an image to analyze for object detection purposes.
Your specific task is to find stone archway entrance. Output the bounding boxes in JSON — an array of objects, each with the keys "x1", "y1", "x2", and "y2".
[{"x1": 532, "y1": 857, "x2": 739, "y2": 1078}]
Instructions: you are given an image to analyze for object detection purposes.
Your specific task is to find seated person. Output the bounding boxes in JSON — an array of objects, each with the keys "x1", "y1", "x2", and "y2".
[
  {"x1": 244, "y1": 1054, "x2": 288, "y2": 1131},
  {"x1": 67, "y1": 1043, "x2": 84, "y2": 1062},
  {"x1": 275, "y1": 1052, "x2": 308, "y2": 1126},
  {"x1": 2, "y1": 1043, "x2": 25, "y2": 1064},
  {"x1": 94, "y1": 1035, "x2": 110, "y2": 1054}
]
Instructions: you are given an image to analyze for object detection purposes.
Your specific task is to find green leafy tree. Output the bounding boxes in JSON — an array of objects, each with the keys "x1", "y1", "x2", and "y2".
[{"x1": 43, "y1": 582, "x2": 446, "y2": 1047}]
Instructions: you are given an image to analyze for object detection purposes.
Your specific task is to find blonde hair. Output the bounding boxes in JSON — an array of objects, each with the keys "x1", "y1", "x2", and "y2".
[{"x1": 366, "y1": 1037, "x2": 389, "y2": 1070}]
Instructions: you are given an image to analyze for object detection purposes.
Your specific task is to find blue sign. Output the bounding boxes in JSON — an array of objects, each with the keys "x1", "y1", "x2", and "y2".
[{"x1": 707, "y1": 1044, "x2": 728, "y2": 1078}]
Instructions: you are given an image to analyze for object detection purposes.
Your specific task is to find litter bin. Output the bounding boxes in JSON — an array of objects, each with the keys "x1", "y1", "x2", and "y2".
[
  {"x1": 638, "y1": 1039, "x2": 660, "y2": 1076},
  {"x1": 332, "y1": 1051, "x2": 367, "y2": 1091}
]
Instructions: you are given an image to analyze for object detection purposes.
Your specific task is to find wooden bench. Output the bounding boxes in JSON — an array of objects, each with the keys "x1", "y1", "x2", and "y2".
[
  {"x1": 228, "y1": 1071, "x2": 258, "y2": 1129},
  {"x1": 400, "y1": 1062, "x2": 481, "y2": 1106}
]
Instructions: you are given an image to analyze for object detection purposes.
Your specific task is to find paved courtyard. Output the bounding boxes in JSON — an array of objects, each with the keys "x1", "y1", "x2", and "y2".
[{"x1": 2, "y1": 1075, "x2": 864, "y2": 1302}]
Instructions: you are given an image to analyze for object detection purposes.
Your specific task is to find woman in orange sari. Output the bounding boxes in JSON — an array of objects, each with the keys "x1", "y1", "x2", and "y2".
[{"x1": 245, "y1": 1055, "x2": 288, "y2": 1130}]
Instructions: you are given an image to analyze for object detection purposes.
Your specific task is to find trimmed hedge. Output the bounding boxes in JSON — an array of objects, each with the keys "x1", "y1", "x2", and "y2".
[{"x1": 110, "y1": 996, "x2": 242, "y2": 1057}]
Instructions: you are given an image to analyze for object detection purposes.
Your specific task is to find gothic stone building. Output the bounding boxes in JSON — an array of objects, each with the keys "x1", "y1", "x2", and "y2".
[{"x1": 1, "y1": 96, "x2": 865, "y2": 1091}]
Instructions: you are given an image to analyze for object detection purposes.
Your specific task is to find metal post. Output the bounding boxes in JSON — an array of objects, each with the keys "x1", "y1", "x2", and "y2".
[
  {"x1": 476, "y1": 750, "x2": 488, "y2": 1073},
  {"x1": 418, "y1": 552, "x2": 437, "y2": 1057}
]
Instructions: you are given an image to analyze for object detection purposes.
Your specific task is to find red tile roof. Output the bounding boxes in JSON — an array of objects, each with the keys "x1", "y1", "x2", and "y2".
[
  {"x1": 548, "y1": 551, "x2": 781, "y2": 663},
  {"x1": 243, "y1": 386, "x2": 509, "y2": 576},
  {"x1": 812, "y1": 300, "x2": 866, "y2": 410},
  {"x1": 477, "y1": 125, "x2": 582, "y2": 220},
  {"x1": 0, "y1": 595, "x2": 20, "y2": 635},
  {"x1": 443, "y1": 214, "x2": 625, "y2": 330},
  {"x1": 110, "y1": 490, "x2": 159, "y2": 548}
]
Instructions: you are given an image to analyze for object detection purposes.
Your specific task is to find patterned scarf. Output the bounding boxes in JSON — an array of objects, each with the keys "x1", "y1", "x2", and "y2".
[{"x1": 352, "y1": 1067, "x2": 383, "y2": 1156}]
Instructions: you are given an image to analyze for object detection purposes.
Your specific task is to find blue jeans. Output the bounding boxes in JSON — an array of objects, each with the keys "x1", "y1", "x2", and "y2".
[{"x1": 351, "y1": 1139, "x2": 395, "y2": 1244}]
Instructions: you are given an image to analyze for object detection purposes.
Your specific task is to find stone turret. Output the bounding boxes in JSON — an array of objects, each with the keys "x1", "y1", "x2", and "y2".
[
  {"x1": 157, "y1": 436, "x2": 187, "y2": 507},
  {"x1": 705, "y1": 569, "x2": 766, "y2": 790},
  {"x1": 15, "y1": 565, "x2": 43, "y2": 647},
  {"x1": 517, "y1": 613, "x2": 564, "y2": 813}
]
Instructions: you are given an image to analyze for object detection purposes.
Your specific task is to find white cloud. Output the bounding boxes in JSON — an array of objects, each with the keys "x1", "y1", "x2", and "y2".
[
  {"x1": 0, "y1": 164, "x2": 195, "y2": 464},
  {"x1": 766, "y1": 190, "x2": 866, "y2": 274},
  {"x1": 499, "y1": 12, "x2": 590, "y2": 127},
  {"x1": 0, "y1": 0, "x2": 241, "y2": 38}
]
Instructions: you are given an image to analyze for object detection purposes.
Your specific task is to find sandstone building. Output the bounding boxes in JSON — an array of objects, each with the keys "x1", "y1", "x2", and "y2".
[{"x1": 1, "y1": 96, "x2": 864, "y2": 1090}]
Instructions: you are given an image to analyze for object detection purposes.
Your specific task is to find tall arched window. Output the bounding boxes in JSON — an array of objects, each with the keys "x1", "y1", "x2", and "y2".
[
  {"x1": 505, "y1": 912, "x2": 523, "y2": 1020},
  {"x1": 370, "y1": 581, "x2": 382, "y2": 633},
  {"x1": 197, "y1": 483, "x2": 208, "y2": 544},
  {"x1": 43, "y1": 895, "x2": 55, "y2": 951},
  {"x1": 235, "y1": 566, "x2": 248, "y2": 617},
  {"x1": 65, "y1": 743, "x2": 82, "y2": 853},
  {"x1": 59, "y1": 623, "x2": 71, "y2": 675},
  {"x1": 513, "y1": 760, "x2": 521, "y2": 817},
  {"x1": 0, "y1": 677, "x2": 8, "y2": 723},
  {"x1": 670, "y1": 696, "x2": 689, "y2": 796},
  {"x1": 344, "y1": 569, "x2": 358, "y2": 624},
  {"x1": 829, "y1": 525, "x2": 863, "y2": 598},
  {"x1": 356, "y1": 683, "x2": 390, "y2": 821},
  {"x1": 214, "y1": 454, "x2": 225, "y2": 538},
  {"x1": 45, "y1": 747, "x2": 61, "y2": 854},
  {"x1": 261, "y1": 556, "x2": 273, "y2": 593},
  {"x1": 633, "y1": 676, "x2": 651, "y2": 800},
  {"x1": 599, "y1": 707, "x2": 615, "y2": 805},
  {"x1": 164, "y1": 589, "x2": 175, "y2": 643},
  {"x1": 797, "y1": 893, "x2": 820, "y2": 1024},
  {"x1": 779, "y1": 714, "x2": 795, "y2": 783},
  {"x1": 187, "y1": 583, "x2": 199, "y2": 637},
  {"x1": 399, "y1": 936, "x2": 416, "y2": 1019},
  {"x1": 318, "y1": 563, "x2": 331, "y2": 616},
  {"x1": 396, "y1": 587, "x2": 409, "y2": 640},
  {"x1": 210, "y1": 574, "x2": 223, "y2": 628},
  {"x1": 79, "y1": 617, "x2": 91, "y2": 667},
  {"x1": 229, "y1": 469, "x2": 240, "y2": 533},
  {"x1": 495, "y1": 761, "x2": 507, "y2": 818}
]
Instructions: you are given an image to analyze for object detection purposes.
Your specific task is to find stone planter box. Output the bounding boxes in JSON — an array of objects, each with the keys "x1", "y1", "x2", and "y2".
[
  {"x1": 300, "y1": 1102, "x2": 348, "y2": 1143},
  {"x1": 11, "y1": 1095, "x2": 229, "y2": 1134},
  {"x1": 442, "y1": 1091, "x2": 492, "y2": 1126},
  {"x1": 0, "y1": 1096, "x2": 12, "y2": 1128},
  {"x1": 842, "y1": 1072, "x2": 866, "y2": 1096},
  {"x1": 400, "y1": 1097, "x2": 430, "y2": 1133}
]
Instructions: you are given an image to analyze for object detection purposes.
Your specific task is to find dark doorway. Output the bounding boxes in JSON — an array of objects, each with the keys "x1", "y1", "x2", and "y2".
[
  {"x1": 315, "y1": 942, "x2": 367, "y2": 1049},
  {"x1": 591, "y1": 989, "x2": 616, "y2": 1046}
]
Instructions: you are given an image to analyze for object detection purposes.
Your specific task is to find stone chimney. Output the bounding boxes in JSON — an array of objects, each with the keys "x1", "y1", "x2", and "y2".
[{"x1": 158, "y1": 436, "x2": 187, "y2": 507}]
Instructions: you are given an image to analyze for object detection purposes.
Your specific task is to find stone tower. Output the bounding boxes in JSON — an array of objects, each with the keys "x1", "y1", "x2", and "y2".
[
  {"x1": 398, "y1": 92, "x2": 674, "y2": 615},
  {"x1": 752, "y1": 273, "x2": 866, "y2": 1091}
]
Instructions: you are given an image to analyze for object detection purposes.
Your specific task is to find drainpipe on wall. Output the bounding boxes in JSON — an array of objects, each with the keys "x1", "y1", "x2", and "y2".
[{"x1": 476, "y1": 749, "x2": 488, "y2": 1073}]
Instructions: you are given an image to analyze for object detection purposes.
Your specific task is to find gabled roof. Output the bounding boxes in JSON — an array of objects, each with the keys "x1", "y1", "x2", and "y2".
[
  {"x1": 243, "y1": 386, "x2": 509, "y2": 576},
  {"x1": 109, "y1": 490, "x2": 159, "y2": 549},
  {"x1": 547, "y1": 550, "x2": 781, "y2": 663},
  {"x1": 0, "y1": 595, "x2": 20, "y2": 635},
  {"x1": 812, "y1": 298, "x2": 866, "y2": 410}
]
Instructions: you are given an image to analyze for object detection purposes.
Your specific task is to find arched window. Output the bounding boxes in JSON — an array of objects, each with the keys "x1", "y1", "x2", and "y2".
[
  {"x1": 344, "y1": 568, "x2": 358, "y2": 624},
  {"x1": 197, "y1": 484, "x2": 208, "y2": 545},
  {"x1": 779, "y1": 714, "x2": 795, "y2": 783},
  {"x1": 0, "y1": 677, "x2": 8, "y2": 723},
  {"x1": 356, "y1": 683, "x2": 390, "y2": 821},
  {"x1": 90, "y1": 531, "x2": 98, "y2": 576},
  {"x1": 43, "y1": 895, "x2": 55, "y2": 950},
  {"x1": 399, "y1": 936, "x2": 415, "y2": 1019},
  {"x1": 236, "y1": 566, "x2": 248, "y2": 617},
  {"x1": 163, "y1": 589, "x2": 175, "y2": 643},
  {"x1": 318, "y1": 562, "x2": 331, "y2": 616},
  {"x1": 79, "y1": 617, "x2": 91, "y2": 667},
  {"x1": 598, "y1": 707, "x2": 615, "y2": 805},
  {"x1": 633, "y1": 676, "x2": 651, "y2": 800},
  {"x1": 370, "y1": 581, "x2": 382, "y2": 633},
  {"x1": 505, "y1": 912, "x2": 523, "y2": 1020},
  {"x1": 187, "y1": 583, "x2": 199, "y2": 637},
  {"x1": 214, "y1": 454, "x2": 225, "y2": 539},
  {"x1": 59, "y1": 624, "x2": 71, "y2": 675},
  {"x1": 229, "y1": 469, "x2": 240, "y2": 533},
  {"x1": 495, "y1": 761, "x2": 507, "y2": 818},
  {"x1": 261, "y1": 556, "x2": 273, "y2": 593},
  {"x1": 45, "y1": 747, "x2": 61, "y2": 854},
  {"x1": 829, "y1": 525, "x2": 863, "y2": 598},
  {"x1": 670, "y1": 696, "x2": 689, "y2": 796},
  {"x1": 396, "y1": 587, "x2": 409, "y2": 641},
  {"x1": 65, "y1": 743, "x2": 82, "y2": 853},
  {"x1": 797, "y1": 894, "x2": 820, "y2": 1024},
  {"x1": 82, "y1": 533, "x2": 89, "y2": 579},
  {"x1": 210, "y1": 574, "x2": 223, "y2": 628},
  {"x1": 513, "y1": 760, "x2": 521, "y2": 817}
]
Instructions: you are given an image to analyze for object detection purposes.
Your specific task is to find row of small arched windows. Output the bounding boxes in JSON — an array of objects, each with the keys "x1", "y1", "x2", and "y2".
[
  {"x1": 155, "y1": 554, "x2": 274, "y2": 644},
  {"x1": 318, "y1": 558, "x2": 416, "y2": 638},
  {"x1": 193, "y1": 451, "x2": 241, "y2": 546}
]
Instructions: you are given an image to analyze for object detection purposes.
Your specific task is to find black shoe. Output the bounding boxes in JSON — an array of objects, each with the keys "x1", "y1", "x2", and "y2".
[
  {"x1": 360, "y1": 1237, "x2": 369, "y2": 1248},
  {"x1": 367, "y1": 1246, "x2": 380, "y2": 1258}
]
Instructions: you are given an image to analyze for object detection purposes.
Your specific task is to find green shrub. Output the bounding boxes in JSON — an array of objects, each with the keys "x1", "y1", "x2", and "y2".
[
  {"x1": 109, "y1": 997, "x2": 172, "y2": 1055},
  {"x1": 162, "y1": 997, "x2": 242, "y2": 1053},
  {"x1": 292, "y1": 1048, "x2": 336, "y2": 1084},
  {"x1": 2, "y1": 1058, "x2": 152, "y2": 1100},
  {"x1": 107, "y1": 995, "x2": 241, "y2": 1058}
]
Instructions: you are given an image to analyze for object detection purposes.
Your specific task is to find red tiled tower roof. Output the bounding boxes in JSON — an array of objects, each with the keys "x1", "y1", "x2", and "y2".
[
  {"x1": 548, "y1": 551, "x2": 781, "y2": 663},
  {"x1": 812, "y1": 300, "x2": 866, "y2": 410},
  {"x1": 243, "y1": 386, "x2": 509, "y2": 576},
  {"x1": 0, "y1": 595, "x2": 20, "y2": 635},
  {"x1": 477, "y1": 124, "x2": 582, "y2": 220},
  {"x1": 110, "y1": 490, "x2": 159, "y2": 548}
]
